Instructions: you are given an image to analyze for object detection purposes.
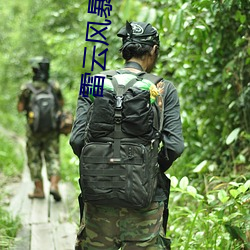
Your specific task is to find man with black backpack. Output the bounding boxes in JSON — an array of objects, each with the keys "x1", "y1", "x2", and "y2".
[
  {"x1": 70, "y1": 21, "x2": 184, "y2": 249},
  {"x1": 17, "y1": 57, "x2": 64, "y2": 201}
]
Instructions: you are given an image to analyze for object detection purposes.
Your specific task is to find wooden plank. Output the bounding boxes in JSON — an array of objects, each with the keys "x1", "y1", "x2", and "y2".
[
  {"x1": 50, "y1": 182, "x2": 77, "y2": 223},
  {"x1": 11, "y1": 224, "x2": 31, "y2": 250},
  {"x1": 21, "y1": 163, "x2": 31, "y2": 183},
  {"x1": 50, "y1": 183, "x2": 78, "y2": 249},
  {"x1": 16, "y1": 181, "x2": 33, "y2": 225},
  {"x1": 50, "y1": 196, "x2": 67, "y2": 223},
  {"x1": 60, "y1": 182, "x2": 78, "y2": 210},
  {"x1": 9, "y1": 156, "x2": 79, "y2": 250},
  {"x1": 8, "y1": 182, "x2": 27, "y2": 217},
  {"x1": 8, "y1": 181, "x2": 33, "y2": 220},
  {"x1": 61, "y1": 182, "x2": 79, "y2": 224},
  {"x1": 52, "y1": 222, "x2": 76, "y2": 250},
  {"x1": 31, "y1": 223, "x2": 54, "y2": 250},
  {"x1": 18, "y1": 185, "x2": 33, "y2": 225},
  {"x1": 30, "y1": 196, "x2": 49, "y2": 224}
]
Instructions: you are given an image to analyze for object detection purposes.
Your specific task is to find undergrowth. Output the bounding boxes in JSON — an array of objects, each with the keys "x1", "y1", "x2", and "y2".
[{"x1": 0, "y1": 131, "x2": 23, "y2": 249}]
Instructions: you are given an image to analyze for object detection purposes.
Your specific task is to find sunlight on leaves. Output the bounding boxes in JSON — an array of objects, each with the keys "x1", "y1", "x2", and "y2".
[
  {"x1": 193, "y1": 160, "x2": 208, "y2": 173},
  {"x1": 170, "y1": 176, "x2": 179, "y2": 188},
  {"x1": 226, "y1": 128, "x2": 241, "y2": 145},
  {"x1": 187, "y1": 185, "x2": 197, "y2": 197},
  {"x1": 229, "y1": 189, "x2": 239, "y2": 198},
  {"x1": 218, "y1": 189, "x2": 229, "y2": 203},
  {"x1": 179, "y1": 176, "x2": 189, "y2": 190}
]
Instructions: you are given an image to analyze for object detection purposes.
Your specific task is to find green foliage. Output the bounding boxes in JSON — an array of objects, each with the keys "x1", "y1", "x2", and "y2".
[
  {"x1": 0, "y1": 134, "x2": 24, "y2": 177},
  {"x1": 0, "y1": 132, "x2": 23, "y2": 248},
  {"x1": 0, "y1": 0, "x2": 249, "y2": 249},
  {"x1": 0, "y1": 207, "x2": 20, "y2": 250},
  {"x1": 168, "y1": 175, "x2": 250, "y2": 249},
  {"x1": 161, "y1": 0, "x2": 250, "y2": 177},
  {"x1": 60, "y1": 135, "x2": 79, "y2": 190},
  {"x1": 0, "y1": 175, "x2": 21, "y2": 249}
]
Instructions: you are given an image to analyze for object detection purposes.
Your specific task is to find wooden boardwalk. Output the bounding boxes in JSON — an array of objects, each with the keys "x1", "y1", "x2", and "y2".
[{"x1": 8, "y1": 164, "x2": 79, "y2": 250}]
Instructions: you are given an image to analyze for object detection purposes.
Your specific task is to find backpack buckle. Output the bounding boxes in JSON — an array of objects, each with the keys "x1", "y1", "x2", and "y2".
[
  {"x1": 115, "y1": 96, "x2": 123, "y2": 110},
  {"x1": 115, "y1": 113, "x2": 122, "y2": 124}
]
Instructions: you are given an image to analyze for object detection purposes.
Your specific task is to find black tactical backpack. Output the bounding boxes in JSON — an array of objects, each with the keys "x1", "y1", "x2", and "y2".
[
  {"x1": 27, "y1": 82, "x2": 59, "y2": 133},
  {"x1": 79, "y1": 70, "x2": 164, "y2": 209}
]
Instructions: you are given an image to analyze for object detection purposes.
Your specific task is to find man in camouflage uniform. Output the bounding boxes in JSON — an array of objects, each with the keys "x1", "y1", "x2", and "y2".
[
  {"x1": 70, "y1": 22, "x2": 184, "y2": 249},
  {"x1": 17, "y1": 57, "x2": 64, "y2": 201}
]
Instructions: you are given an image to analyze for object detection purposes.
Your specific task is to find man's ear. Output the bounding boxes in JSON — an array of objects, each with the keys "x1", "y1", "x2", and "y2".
[{"x1": 150, "y1": 45, "x2": 159, "y2": 56}]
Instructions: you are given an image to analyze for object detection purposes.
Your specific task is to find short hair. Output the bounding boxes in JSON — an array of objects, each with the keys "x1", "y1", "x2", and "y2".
[{"x1": 121, "y1": 43, "x2": 153, "y2": 60}]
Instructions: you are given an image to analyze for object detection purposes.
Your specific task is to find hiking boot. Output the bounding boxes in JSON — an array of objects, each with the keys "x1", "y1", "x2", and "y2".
[
  {"x1": 28, "y1": 180, "x2": 45, "y2": 199},
  {"x1": 50, "y1": 175, "x2": 62, "y2": 202}
]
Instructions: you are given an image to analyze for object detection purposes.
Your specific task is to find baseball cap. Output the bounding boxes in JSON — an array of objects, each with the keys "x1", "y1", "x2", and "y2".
[{"x1": 117, "y1": 21, "x2": 160, "y2": 51}]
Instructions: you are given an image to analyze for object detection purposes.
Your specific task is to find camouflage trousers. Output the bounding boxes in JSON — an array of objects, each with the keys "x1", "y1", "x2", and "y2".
[
  {"x1": 26, "y1": 131, "x2": 60, "y2": 181},
  {"x1": 75, "y1": 201, "x2": 170, "y2": 250}
]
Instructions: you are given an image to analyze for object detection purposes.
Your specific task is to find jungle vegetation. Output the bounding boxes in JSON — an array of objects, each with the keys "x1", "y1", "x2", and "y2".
[{"x1": 0, "y1": 0, "x2": 249, "y2": 249}]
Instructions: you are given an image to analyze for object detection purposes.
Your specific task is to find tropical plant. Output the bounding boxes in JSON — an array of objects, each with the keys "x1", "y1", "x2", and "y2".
[{"x1": 0, "y1": 0, "x2": 249, "y2": 249}]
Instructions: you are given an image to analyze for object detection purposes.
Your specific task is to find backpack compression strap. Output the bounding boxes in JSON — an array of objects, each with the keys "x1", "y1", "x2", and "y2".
[{"x1": 109, "y1": 76, "x2": 140, "y2": 160}]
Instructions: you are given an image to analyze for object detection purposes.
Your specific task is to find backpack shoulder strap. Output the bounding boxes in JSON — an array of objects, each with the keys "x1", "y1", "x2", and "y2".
[
  {"x1": 100, "y1": 70, "x2": 118, "y2": 79},
  {"x1": 47, "y1": 80, "x2": 61, "y2": 110},
  {"x1": 26, "y1": 83, "x2": 39, "y2": 94},
  {"x1": 136, "y1": 72, "x2": 165, "y2": 131},
  {"x1": 137, "y1": 72, "x2": 163, "y2": 86},
  {"x1": 47, "y1": 80, "x2": 57, "y2": 93},
  {"x1": 48, "y1": 80, "x2": 56, "y2": 88},
  {"x1": 27, "y1": 82, "x2": 53, "y2": 93}
]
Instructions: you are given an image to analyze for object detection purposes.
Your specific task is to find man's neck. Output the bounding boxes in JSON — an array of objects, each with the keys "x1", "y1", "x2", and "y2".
[
  {"x1": 125, "y1": 56, "x2": 152, "y2": 73},
  {"x1": 124, "y1": 60, "x2": 144, "y2": 73}
]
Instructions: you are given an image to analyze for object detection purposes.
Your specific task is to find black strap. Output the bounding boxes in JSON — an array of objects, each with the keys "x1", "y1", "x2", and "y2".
[
  {"x1": 124, "y1": 78, "x2": 138, "y2": 92},
  {"x1": 83, "y1": 169, "x2": 127, "y2": 176},
  {"x1": 110, "y1": 78, "x2": 122, "y2": 159},
  {"x1": 78, "y1": 178, "x2": 84, "y2": 224},
  {"x1": 78, "y1": 193, "x2": 84, "y2": 224},
  {"x1": 158, "y1": 171, "x2": 171, "y2": 233},
  {"x1": 137, "y1": 72, "x2": 163, "y2": 86},
  {"x1": 136, "y1": 72, "x2": 164, "y2": 132},
  {"x1": 110, "y1": 76, "x2": 141, "y2": 161},
  {"x1": 85, "y1": 181, "x2": 125, "y2": 189},
  {"x1": 82, "y1": 157, "x2": 143, "y2": 165}
]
